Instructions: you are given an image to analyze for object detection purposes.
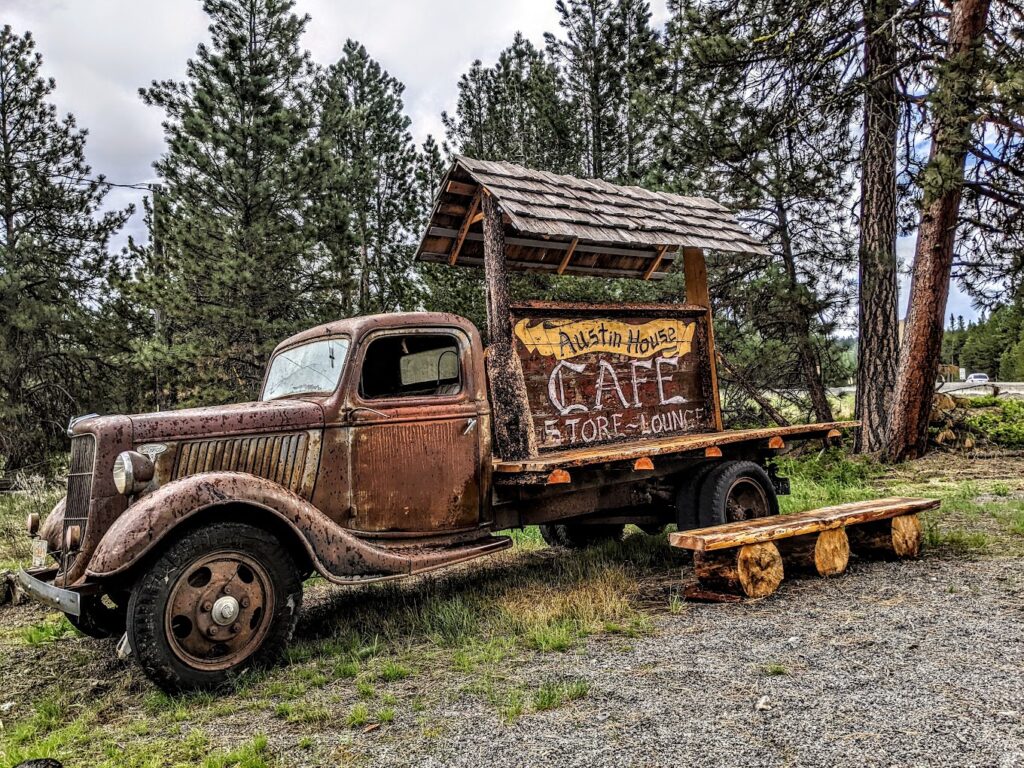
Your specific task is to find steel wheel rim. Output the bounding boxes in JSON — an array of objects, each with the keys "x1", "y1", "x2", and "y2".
[
  {"x1": 725, "y1": 477, "x2": 770, "y2": 522},
  {"x1": 164, "y1": 550, "x2": 274, "y2": 670}
]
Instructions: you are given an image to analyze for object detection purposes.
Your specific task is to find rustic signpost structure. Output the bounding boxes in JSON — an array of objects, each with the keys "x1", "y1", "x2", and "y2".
[{"x1": 417, "y1": 156, "x2": 771, "y2": 460}]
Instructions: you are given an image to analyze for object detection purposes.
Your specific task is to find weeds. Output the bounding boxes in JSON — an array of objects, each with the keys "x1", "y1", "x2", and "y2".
[
  {"x1": 345, "y1": 703, "x2": 370, "y2": 728},
  {"x1": 20, "y1": 615, "x2": 75, "y2": 645},
  {"x1": 531, "y1": 679, "x2": 590, "y2": 711}
]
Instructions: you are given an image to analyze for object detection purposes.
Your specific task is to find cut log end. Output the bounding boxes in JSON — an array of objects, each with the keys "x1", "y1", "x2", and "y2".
[
  {"x1": 814, "y1": 528, "x2": 851, "y2": 576},
  {"x1": 776, "y1": 528, "x2": 850, "y2": 577},
  {"x1": 695, "y1": 542, "x2": 783, "y2": 598},
  {"x1": 848, "y1": 513, "x2": 922, "y2": 559}
]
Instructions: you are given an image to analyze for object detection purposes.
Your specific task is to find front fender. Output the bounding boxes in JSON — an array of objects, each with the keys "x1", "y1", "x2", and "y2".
[
  {"x1": 40, "y1": 497, "x2": 65, "y2": 553},
  {"x1": 86, "y1": 472, "x2": 410, "y2": 582}
]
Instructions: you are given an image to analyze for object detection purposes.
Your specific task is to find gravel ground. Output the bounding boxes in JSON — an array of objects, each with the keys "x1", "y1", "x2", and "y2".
[{"x1": 359, "y1": 556, "x2": 1024, "y2": 768}]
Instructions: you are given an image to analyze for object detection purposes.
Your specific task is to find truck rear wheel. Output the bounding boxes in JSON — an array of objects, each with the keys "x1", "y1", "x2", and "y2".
[
  {"x1": 675, "y1": 462, "x2": 719, "y2": 531},
  {"x1": 127, "y1": 521, "x2": 302, "y2": 693},
  {"x1": 697, "y1": 461, "x2": 778, "y2": 528},
  {"x1": 539, "y1": 523, "x2": 625, "y2": 549}
]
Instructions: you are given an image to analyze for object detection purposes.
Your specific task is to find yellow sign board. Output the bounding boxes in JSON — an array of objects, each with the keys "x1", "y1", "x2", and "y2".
[{"x1": 514, "y1": 317, "x2": 696, "y2": 361}]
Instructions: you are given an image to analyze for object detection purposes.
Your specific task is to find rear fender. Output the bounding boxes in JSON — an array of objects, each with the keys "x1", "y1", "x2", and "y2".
[{"x1": 86, "y1": 472, "x2": 411, "y2": 582}]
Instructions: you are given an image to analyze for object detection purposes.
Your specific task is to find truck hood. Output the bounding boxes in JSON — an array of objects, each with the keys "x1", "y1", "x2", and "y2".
[{"x1": 129, "y1": 398, "x2": 325, "y2": 443}]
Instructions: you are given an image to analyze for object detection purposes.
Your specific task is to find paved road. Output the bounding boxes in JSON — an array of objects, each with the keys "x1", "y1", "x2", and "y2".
[{"x1": 821, "y1": 382, "x2": 1024, "y2": 397}]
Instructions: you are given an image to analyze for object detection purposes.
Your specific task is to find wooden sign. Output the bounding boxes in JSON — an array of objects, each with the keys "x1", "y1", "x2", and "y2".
[{"x1": 511, "y1": 304, "x2": 715, "y2": 452}]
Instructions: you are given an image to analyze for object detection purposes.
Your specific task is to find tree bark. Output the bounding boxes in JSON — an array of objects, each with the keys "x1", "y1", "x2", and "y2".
[
  {"x1": 847, "y1": 514, "x2": 922, "y2": 558},
  {"x1": 883, "y1": 0, "x2": 991, "y2": 462},
  {"x1": 481, "y1": 190, "x2": 537, "y2": 460},
  {"x1": 854, "y1": 0, "x2": 901, "y2": 453}
]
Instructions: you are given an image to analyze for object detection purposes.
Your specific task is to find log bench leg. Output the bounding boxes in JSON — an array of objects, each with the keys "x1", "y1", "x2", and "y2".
[
  {"x1": 775, "y1": 528, "x2": 850, "y2": 577},
  {"x1": 693, "y1": 542, "x2": 784, "y2": 598},
  {"x1": 847, "y1": 513, "x2": 922, "y2": 559}
]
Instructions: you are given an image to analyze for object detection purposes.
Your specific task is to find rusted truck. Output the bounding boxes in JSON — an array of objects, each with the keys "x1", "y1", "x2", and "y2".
[{"x1": 19, "y1": 158, "x2": 853, "y2": 691}]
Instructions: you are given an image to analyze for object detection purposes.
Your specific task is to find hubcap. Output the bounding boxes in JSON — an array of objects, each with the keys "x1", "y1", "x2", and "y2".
[
  {"x1": 211, "y1": 596, "x2": 240, "y2": 626},
  {"x1": 725, "y1": 477, "x2": 770, "y2": 522},
  {"x1": 164, "y1": 550, "x2": 274, "y2": 670}
]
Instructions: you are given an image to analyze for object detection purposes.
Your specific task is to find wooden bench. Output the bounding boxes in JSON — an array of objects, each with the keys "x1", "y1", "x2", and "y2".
[{"x1": 668, "y1": 497, "x2": 940, "y2": 599}]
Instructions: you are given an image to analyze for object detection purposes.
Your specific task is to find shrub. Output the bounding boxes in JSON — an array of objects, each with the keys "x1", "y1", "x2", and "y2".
[{"x1": 967, "y1": 399, "x2": 1024, "y2": 448}]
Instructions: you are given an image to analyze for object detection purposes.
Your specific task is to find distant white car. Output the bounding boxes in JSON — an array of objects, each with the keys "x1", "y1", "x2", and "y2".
[{"x1": 966, "y1": 372, "x2": 990, "y2": 383}]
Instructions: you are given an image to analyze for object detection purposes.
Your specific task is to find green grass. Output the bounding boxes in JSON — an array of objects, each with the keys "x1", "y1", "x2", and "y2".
[
  {"x1": 19, "y1": 615, "x2": 76, "y2": 645},
  {"x1": 0, "y1": 484, "x2": 63, "y2": 571},
  {"x1": 378, "y1": 661, "x2": 411, "y2": 682},
  {"x1": 345, "y1": 703, "x2": 370, "y2": 728},
  {"x1": 2, "y1": 446, "x2": 1023, "y2": 765},
  {"x1": 531, "y1": 679, "x2": 590, "y2": 711}
]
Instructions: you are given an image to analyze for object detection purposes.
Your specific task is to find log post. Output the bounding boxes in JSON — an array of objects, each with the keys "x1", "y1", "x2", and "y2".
[
  {"x1": 693, "y1": 542, "x2": 784, "y2": 598},
  {"x1": 847, "y1": 513, "x2": 922, "y2": 559},
  {"x1": 775, "y1": 528, "x2": 850, "y2": 577},
  {"x1": 683, "y1": 247, "x2": 723, "y2": 431},
  {"x1": 481, "y1": 189, "x2": 537, "y2": 460}
]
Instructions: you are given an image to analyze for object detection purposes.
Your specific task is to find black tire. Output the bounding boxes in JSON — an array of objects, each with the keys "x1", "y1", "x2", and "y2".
[
  {"x1": 68, "y1": 593, "x2": 128, "y2": 639},
  {"x1": 697, "y1": 461, "x2": 779, "y2": 528},
  {"x1": 538, "y1": 523, "x2": 625, "y2": 549},
  {"x1": 127, "y1": 521, "x2": 302, "y2": 693},
  {"x1": 675, "y1": 462, "x2": 719, "y2": 530}
]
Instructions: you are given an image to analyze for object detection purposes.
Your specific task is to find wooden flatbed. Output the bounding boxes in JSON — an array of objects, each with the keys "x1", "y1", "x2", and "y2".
[{"x1": 493, "y1": 421, "x2": 857, "y2": 474}]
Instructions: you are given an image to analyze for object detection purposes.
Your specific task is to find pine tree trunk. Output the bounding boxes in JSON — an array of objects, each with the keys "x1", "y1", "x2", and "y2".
[
  {"x1": 883, "y1": 0, "x2": 991, "y2": 462},
  {"x1": 777, "y1": 201, "x2": 833, "y2": 423},
  {"x1": 854, "y1": 0, "x2": 900, "y2": 453}
]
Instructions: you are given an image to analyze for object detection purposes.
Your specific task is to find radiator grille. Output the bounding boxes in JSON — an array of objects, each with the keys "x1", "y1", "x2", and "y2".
[
  {"x1": 63, "y1": 434, "x2": 96, "y2": 553},
  {"x1": 172, "y1": 433, "x2": 310, "y2": 493}
]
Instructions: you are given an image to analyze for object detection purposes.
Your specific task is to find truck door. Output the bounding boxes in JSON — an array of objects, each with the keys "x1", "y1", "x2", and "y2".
[{"x1": 347, "y1": 328, "x2": 483, "y2": 532}]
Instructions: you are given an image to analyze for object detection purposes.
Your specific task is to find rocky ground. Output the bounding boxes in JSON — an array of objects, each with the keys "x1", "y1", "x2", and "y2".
[{"x1": 320, "y1": 557, "x2": 1024, "y2": 768}]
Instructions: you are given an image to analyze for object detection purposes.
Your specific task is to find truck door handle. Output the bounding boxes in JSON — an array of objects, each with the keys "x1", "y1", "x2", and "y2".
[
  {"x1": 463, "y1": 418, "x2": 477, "y2": 435},
  {"x1": 349, "y1": 406, "x2": 390, "y2": 419}
]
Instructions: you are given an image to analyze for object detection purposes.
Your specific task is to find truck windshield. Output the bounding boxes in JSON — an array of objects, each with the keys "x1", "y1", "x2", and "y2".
[{"x1": 263, "y1": 338, "x2": 350, "y2": 401}]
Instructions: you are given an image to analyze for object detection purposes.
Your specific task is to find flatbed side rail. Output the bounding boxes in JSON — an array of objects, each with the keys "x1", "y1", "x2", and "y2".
[{"x1": 492, "y1": 420, "x2": 858, "y2": 474}]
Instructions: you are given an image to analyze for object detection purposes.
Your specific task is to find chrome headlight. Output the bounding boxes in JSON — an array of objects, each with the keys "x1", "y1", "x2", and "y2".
[{"x1": 112, "y1": 450, "x2": 155, "y2": 495}]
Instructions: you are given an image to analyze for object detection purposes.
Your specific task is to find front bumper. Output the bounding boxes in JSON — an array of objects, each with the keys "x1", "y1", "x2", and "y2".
[{"x1": 17, "y1": 569, "x2": 81, "y2": 616}]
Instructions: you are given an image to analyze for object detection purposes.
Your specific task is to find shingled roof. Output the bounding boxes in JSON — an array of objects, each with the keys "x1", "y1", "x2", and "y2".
[{"x1": 415, "y1": 156, "x2": 769, "y2": 281}]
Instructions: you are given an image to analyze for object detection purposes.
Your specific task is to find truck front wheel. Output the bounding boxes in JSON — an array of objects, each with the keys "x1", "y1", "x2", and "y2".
[{"x1": 126, "y1": 521, "x2": 303, "y2": 693}]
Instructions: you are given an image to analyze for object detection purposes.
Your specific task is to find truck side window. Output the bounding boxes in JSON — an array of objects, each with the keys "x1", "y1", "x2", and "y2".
[{"x1": 360, "y1": 333, "x2": 462, "y2": 399}]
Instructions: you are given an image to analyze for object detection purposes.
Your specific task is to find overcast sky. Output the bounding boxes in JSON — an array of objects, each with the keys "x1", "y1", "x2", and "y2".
[{"x1": 7, "y1": 0, "x2": 977, "y2": 322}]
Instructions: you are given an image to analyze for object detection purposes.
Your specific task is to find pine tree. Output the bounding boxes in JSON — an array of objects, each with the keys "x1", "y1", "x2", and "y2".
[
  {"x1": 545, "y1": 0, "x2": 625, "y2": 179},
  {"x1": 657, "y1": 0, "x2": 858, "y2": 423},
  {"x1": 319, "y1": 40, "x2": 421, "y2": 315},
  {"x1": 854, "y1": 0, "x2": 901, "y2": 453},
  {"x1": 443, "y1": 33, "x2": 579, "y2": 173},
  {"x1": 135, "y1": 0, "x2": 325, "y2": 405},
  {"x1": 0, "y1": 26, "x2": 131, "y2": 467},
  {"x1": 885, "y1": 0, "x2": 993, "y2": 461}
]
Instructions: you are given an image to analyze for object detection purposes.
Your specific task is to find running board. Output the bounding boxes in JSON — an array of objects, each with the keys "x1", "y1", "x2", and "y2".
[{"x1": 383, "y1": 534, "x2": 513, "y2": 576}]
